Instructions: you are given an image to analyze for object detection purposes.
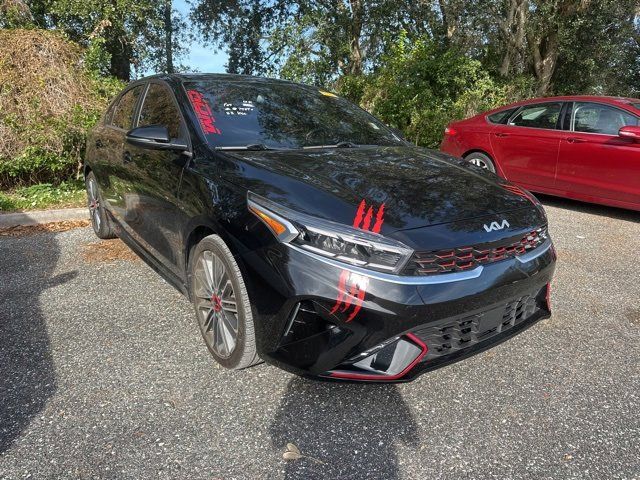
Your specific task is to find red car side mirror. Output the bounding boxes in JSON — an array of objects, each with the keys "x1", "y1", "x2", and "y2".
[{"x1": 618, "y1": 125, "x2": 640, "y2": 142}]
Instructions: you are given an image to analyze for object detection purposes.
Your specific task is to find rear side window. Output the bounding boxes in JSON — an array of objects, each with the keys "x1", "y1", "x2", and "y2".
[
  {"x1": 487, "y1": 108, "x2": 517, "y2": 124},
  {"x1": 508, "y1": 102, "x2": 563, "y2": 130},
  {"x1": 572, "y1": 102, "x2": 638, "y2": 135},
  {"x1": 111, "y1": 85, "x2": 143, "y2": 130},
  {"x1": 137, "y1": 83, "x2": 184, "y2": 139}
]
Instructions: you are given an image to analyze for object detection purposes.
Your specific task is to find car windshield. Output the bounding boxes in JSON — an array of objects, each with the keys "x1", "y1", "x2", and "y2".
[{"x1": 183, "y1": 79, "x2": 404, "y2": 150}]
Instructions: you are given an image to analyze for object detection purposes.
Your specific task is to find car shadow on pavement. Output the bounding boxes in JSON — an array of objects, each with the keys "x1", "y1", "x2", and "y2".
[
  {"x1": 538, "y1": 194, "x2": 639, "y2": 222},
  {"x1": 0, "y1": 233, "x2": 75, "y2": 453},
  {"x1": 269, "y1": 377, "x2": 419, "y2": 480}
]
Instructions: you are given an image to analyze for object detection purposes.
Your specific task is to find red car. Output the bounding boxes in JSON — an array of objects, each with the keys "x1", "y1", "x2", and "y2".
[{"x1": 440, "y1": 96, "x2": 640, "y2": 211}]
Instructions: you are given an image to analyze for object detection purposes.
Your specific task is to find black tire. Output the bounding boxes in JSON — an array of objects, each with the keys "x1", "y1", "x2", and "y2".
[
  {"x1": 85, "y1": 171, "x2": 116, "y2": 239},
  {"x1": 464, "y1": 151, "x2": 497, "y2": 174},
  {"x1": 189, "y1": 234, "x2": 260, "y2": 370}
]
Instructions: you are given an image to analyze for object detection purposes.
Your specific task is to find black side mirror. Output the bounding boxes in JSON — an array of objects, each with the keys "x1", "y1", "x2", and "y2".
[{"x1": 126, "y1": 125, "x2": 188, "y2": 151}]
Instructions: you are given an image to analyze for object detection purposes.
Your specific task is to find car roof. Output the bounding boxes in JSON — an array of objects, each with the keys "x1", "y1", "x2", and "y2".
[
  {"x1": 502, "y1": 95, "x2": 640, "y2": 109},
  {"x1": 137, "y1": 72, "x2": 312, "y2": 90}
]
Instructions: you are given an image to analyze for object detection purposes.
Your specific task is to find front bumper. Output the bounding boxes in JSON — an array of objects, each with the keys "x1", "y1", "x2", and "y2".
[{"x1": 240, "y1": 238, "x2": 556, "y2": 383}]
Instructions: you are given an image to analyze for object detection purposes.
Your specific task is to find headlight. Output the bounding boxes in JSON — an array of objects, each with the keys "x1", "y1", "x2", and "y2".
[{"x1": 247, "y1": 192, "x2": 413, "y2": 274}]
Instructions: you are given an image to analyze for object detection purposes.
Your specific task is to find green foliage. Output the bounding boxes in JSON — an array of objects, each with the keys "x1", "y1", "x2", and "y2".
[
  {"x1": 0, "y1": 0, "x2": 34, "y2": 28},
  {"x1": 0, "y1": 29, "x2": 124, "y2": 189},
  {"x1": 358, "y1": 34, "x2": 509, "y2": 148},
  {"x1": 0, "y1": 180, "x2": 86, "y2": 211}
]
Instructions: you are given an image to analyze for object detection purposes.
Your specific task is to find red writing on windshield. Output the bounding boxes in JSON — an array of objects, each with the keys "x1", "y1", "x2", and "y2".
[{"x1": 187, "y1": 89, "x2": 222, "y2": 135}]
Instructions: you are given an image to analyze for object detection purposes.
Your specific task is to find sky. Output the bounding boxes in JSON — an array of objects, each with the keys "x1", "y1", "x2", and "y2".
[{"x1": 175, "y1": 0, "x2": 228, "y2": 73}]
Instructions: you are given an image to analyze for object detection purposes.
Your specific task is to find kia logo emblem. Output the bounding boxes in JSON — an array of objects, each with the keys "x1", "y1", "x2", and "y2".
[{"x1": 484, "y1": 220, "x2": 510, "y2": 232}]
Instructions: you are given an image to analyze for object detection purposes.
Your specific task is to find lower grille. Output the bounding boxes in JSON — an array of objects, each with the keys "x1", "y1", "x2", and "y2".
[{"x1": 413, "y1": 292, "x2": 541, "y2": 360}]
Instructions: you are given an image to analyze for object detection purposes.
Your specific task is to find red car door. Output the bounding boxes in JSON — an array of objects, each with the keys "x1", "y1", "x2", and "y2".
[
  {"x1": 490, "y1": 101, "x2": 565, "y2": 191},
  {"x1": 556, "y1": 101, "x2": 640, "y2": 207}
]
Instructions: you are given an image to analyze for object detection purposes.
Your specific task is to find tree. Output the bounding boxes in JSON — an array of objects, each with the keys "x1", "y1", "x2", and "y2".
[
  {"x1": 0, "y1": 0, "x2": 34, "y2": 27},
  {"x1": 17, "y1": 0, "x2": 187, "y2": 80},
  {"x1": 189, "y1": 0, "x2": 412, "y2": 81}
]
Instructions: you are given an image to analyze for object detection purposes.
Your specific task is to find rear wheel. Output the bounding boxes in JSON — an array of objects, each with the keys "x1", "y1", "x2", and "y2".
[
  {"x1": 465, "y1": 152, "x2": 496, "y2": 174},
  {"x1": 85, "y1": 171, "x2": 116, "y2": 239},
  {"x1": 190, "y1": 235, "x2": 260, "y2": 370}
]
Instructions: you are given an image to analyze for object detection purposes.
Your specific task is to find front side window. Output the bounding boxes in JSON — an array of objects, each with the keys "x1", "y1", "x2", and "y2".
[
  {"x1": 138, "y1": 83, "x2": 184, "y2": 139},
  {"x1": 508, "y1": 102, "x2": 563, "y2": 130},
  {"x1": 183, "y1": 80, "x2": 405, "y2": 149},
  {"x1": 112, "y1": 85, "x2": 143, "y2": 130},
  {"x1": 572, "y1": 102, "x2": 638, "y2": 135}
]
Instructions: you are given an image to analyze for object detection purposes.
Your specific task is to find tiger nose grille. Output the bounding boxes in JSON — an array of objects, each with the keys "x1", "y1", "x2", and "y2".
[
  {"x1": 402, "y1": 227, "x2": 548, "y2": 276},
  {"x1": 413, "y1": 294, "x2": 539, "y2": 359}
]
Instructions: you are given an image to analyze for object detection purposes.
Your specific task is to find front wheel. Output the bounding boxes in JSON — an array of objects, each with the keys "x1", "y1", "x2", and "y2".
[
  {"x1": 464, "y1": 152, "x2": 496, "y2": 174},
  {"x1": 190, "y1": 234, "x2": 260, "y2": 370}
]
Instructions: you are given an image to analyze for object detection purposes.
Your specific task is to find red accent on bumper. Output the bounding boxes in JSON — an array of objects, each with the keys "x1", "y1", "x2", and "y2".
[
  {"x1": 545, "y1": 282, "x2": 552, "y2": 312},
  {"x1": 328, "y1": 333, "x2": 428, "y2": 381}
]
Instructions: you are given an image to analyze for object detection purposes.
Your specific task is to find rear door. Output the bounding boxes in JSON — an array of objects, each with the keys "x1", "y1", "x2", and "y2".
[
  {"x1": 490, "y1": 102, "x2": 565, "y2": 190},
  {"x1": 97, "y1": 84, "x2": 145, "y2": 224},
  {"x1": 122, "y1": 81, "x2": 191, "y2": 277},
  {"x1": 556, "y1": 101, "x2": 640, "y2": 205}
]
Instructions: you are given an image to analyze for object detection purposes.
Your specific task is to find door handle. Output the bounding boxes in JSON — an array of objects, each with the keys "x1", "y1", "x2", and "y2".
[
  {"x1": 493, "y1": 132, "x2": 509, "y2": 138},
  {"x1": 566, "y1": 137, "x2": 585, "y2": 144},
  {"x1": 122, "y1": 151, "x2": 132, "y2": 164}
]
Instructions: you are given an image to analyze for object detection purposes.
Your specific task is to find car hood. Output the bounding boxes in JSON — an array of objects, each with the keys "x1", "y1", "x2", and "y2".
[{"x1": 223, "y1": 145, "x2": 536, "y2": 233}]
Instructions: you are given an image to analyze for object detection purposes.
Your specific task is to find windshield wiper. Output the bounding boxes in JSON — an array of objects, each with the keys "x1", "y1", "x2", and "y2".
[
  {"x1": 303, "y1": 141, "x2": 359, "y2": 149},
  {"x1": 216, "y1": 143, "x2": 272, "y2": 151}
]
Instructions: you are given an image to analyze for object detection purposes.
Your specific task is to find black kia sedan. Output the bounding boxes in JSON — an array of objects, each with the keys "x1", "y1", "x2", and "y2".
[{"x1": 84, "y1": 74, "x2": 556, "y2": 382}]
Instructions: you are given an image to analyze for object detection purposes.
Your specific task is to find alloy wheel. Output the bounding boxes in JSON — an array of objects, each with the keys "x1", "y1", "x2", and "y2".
[
  {"x1": 87, "y1": 177, "x2": 101, "y2": 230},
  {"x1": 193, "y1": 250, "x2": 239, "y2": 358},
  {"x1": 468, "y1": 156, "x2": 496, "y2": 173}
]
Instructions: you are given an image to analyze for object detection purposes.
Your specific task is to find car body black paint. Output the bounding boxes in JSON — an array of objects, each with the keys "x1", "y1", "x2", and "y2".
[{"x1": 85, "y1": 73, "x2": 556, "y2": 382}]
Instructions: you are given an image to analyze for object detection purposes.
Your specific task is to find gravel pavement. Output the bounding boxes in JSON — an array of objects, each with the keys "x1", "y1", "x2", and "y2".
[{"x1": 0, "y1": 197, "x2": 638, "y2": 480}]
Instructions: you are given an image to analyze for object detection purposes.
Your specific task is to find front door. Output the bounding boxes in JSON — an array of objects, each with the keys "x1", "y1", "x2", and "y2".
[
  {"x1": 556, "y1": 101, "x2": 640, "y2": 205},
  {"x1": 123, "y1": 82, "x2": 191, "y2": 278}
]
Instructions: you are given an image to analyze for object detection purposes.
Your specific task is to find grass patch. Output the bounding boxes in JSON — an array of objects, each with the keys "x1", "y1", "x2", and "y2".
[{"x1": 0, "y1": 180, "x2": 86, "y2": 212}]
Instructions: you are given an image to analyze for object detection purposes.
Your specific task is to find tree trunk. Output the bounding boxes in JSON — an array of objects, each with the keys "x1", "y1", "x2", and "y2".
[
  {"x1": 529, "y1": 31, "x2": 559, "y2": 96},
  {"x1": 105, "y1": 28, "x2": 132, "y2": 81},
  {"x1": 164, "y1": 0, "x2": 174, "y2": 74},
  {"x1": 437, "y1": 0, "x2": 456, "y2": 44},
  {"x1": 347, "y1": 0, "x2": 363, "y2": 75},
  {"x1": 498, "y1": 0, "x2": 527, "y2": 77}
]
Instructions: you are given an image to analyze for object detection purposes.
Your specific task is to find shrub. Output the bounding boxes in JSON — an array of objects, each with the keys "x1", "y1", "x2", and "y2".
[
  {"x1": 0, "y1": 28, "x2": 123, "y2": 188},
  {"x1": 356, "y1": 33, "x2": 510, "y2": 148}
]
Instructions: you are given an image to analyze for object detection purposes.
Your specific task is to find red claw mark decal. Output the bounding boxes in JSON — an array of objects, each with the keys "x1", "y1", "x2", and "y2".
[
  {"x1": 330, "y1": 271, "x2": 369, "y2": 322},
  {"x1": 330, "y1": 199, "x2": 386, "y2": 322},
  {"x1": 187, "y1": 89, "x2": 222, "y2": 135},
  {"x1": 353, "y1": 199, "x2": 385, "y2": 234}
]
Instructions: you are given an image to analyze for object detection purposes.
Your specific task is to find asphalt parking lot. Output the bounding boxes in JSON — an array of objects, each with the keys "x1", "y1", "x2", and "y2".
[{"x1": 0, "y1": 197, "x2": 638, "y2": 480}]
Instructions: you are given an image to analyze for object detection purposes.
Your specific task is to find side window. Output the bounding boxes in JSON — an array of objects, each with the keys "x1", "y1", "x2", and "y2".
[
  {"x1": 137, "y1": 83, "x2": 184, "y2": 139},
  {"x1": 572, "y1": 102, "x2": 639, "y2": 135},
  {"x1": 104, "y1": 100, "x2": 118, "y2": 125},
  {"x1": 508, "y1": 102, "x2": 563, "y2": 130},
  {"x1": 111, "y1": 85, "x2": 143, "y2": 130},
  {"x1": 487, "y1": 108, "x2": 518, "y2": 124}
]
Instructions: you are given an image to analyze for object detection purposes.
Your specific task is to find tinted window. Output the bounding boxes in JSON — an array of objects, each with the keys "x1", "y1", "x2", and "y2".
[
  {"x1": 487, "y1": 108, "x2": 517, "y2": 124},
  {"x1": 112, "y1": 85, "x2": 143, "y2": 130},
  {"x1": 183, "y1": 80, "x2": 404, "y2": 149},
  {"x1": 572, "y1": 102, "x2": 638, "y2": 135},
  {"x1": 509, "y1": 103, "x2": 562, "y2": 130},
  {"x1": 138, "y1": 83, "x2": 183, "y2": 139}
]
